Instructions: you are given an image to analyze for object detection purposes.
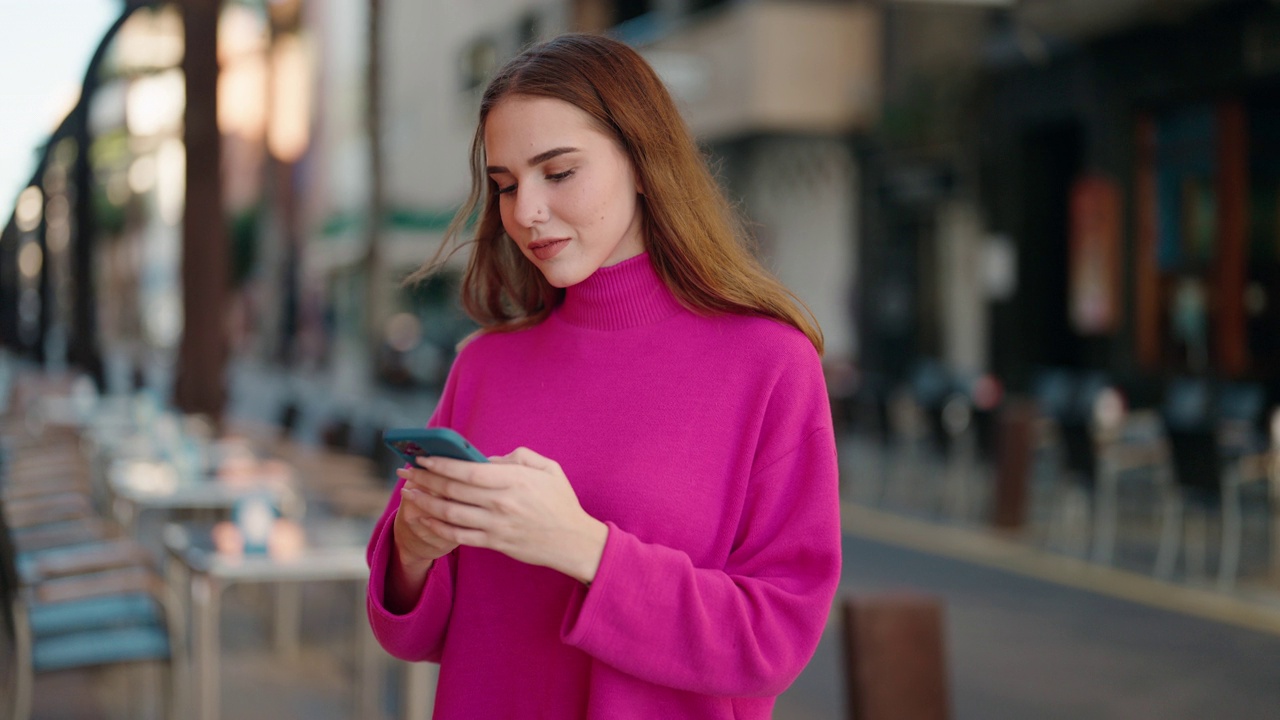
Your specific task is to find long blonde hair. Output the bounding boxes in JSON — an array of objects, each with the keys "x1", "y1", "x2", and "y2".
[{"x1": 408, "y1": 33, "x2": 824, "y2": 354}]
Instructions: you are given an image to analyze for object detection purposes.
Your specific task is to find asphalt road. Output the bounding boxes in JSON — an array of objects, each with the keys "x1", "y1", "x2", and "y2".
[{"x1": 778, "y1": 528, "x2": 1280, "y2": 720}]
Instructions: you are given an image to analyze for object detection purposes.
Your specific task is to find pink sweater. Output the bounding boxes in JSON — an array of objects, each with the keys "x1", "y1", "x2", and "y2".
[{"x1": 366, "y1": 254, "x2": 842, "y2": 719}]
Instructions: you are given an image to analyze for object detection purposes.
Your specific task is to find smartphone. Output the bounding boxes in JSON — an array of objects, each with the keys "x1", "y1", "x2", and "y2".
[{"x1": 383, "y1": 427, "x2": 489, "y2": 465}]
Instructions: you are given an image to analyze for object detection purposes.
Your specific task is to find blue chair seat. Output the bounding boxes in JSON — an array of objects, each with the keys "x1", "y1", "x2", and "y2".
[
  {"x1": 31, "y1": 624, "x2": 170, "y2": 672},
  {"x1": 27, "y1": 592, "x2": 162, "y2": 637}
]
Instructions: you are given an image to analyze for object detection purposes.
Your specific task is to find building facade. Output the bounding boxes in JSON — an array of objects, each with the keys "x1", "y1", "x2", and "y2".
[{"x1": 977, "y1": 0, "x2": 1280, "y2": 399}]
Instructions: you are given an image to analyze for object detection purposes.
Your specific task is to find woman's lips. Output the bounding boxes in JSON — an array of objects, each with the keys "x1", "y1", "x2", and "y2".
[{"x1": 529, "y1": 238, "x2": 569, "y2": 261}]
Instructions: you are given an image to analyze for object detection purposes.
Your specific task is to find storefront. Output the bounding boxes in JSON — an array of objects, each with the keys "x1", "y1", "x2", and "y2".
[{"x1": 978, "y1": 0, "x2": 1280, "y2": 393}]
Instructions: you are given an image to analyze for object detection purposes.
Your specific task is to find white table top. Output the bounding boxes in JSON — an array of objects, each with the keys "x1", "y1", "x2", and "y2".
[{"x1": 163, "y1": 520, "x2": 372, "y2": 583}]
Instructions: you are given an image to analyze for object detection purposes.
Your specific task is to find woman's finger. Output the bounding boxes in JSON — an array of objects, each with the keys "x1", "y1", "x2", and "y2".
[
  {"x1": 500, "y1": 446, "x2": 562, "y2": 474},
  {"x1": 424, "y1": 517, "x2": 489, "y2": 549},
  {"x1": 393, "y1": 498, "x2": 456, "y2": 559},
  {"x1": 396, "y1": 467, "x2": 441, "y2": 494},
  {"x1": 403, "y1": 466, "x2": 492, "y2": 506},
  {"x1": 418, "y1": 493, "x2": 489, "y2": 530},
  {"x1": 398, "y1": 466, "x2": 484, "y2": 505},
  {"x1": 398, "y1": 487, "x2": 433, "y2": 521},
  {"x1": 417, "y1": 455, "x2": 507, "y2": 490}
]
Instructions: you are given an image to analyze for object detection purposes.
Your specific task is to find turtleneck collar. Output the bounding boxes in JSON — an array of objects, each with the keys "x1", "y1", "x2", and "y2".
[{"x1": 556, "y1": 253, "x2": 686, "y2": 330}]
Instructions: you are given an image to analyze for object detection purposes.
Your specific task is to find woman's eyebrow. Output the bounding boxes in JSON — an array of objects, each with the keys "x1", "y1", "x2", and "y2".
[{"x1": 486, "y1": 146, "x2": 580, "y2": 175}]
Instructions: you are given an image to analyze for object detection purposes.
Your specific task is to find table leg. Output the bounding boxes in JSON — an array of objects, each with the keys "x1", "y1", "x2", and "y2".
[
  {"x1": 273, "y1": 582, "x2": 301, "y2": 662},
  {"x1": 165, "y1": 558, "x2": 192, "y2": 720},
  {"x1": 402, "y1": 662, "x2": 437, "y2": 720},
  {"x1": 1269, "y1": 468, "x2": 1280, "y2": 581},
  {"x1": 1271, "y1": 504, "x2": 1280, "y2": 581},
  {"x1": 114, "y1": 496, "x2": 136, "y2": 536},
  {"x1": 356, "y1": 582, "x2": 380, "y2": 720},
  {"x1": 192, "y1": 575, "x2": 221, "y2": 720}
]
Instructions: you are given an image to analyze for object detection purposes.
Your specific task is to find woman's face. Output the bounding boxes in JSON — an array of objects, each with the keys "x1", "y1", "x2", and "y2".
[{"x1": 484, "y1": 95, "x2": 645, "y2": 288}]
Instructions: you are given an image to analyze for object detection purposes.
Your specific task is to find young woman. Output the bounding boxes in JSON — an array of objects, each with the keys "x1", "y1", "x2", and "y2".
[{"x1": 366, "y1": 33, "x2": 841, "y2": 719}]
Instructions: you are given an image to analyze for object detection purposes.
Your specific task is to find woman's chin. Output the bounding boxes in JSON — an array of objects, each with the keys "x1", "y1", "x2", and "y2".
[
  {"x1": 528, "y1": 256, "x2": 591, "y2": 288},
  {"x1": 539, "y1": 267, "x2": 586, "y2": 288}
]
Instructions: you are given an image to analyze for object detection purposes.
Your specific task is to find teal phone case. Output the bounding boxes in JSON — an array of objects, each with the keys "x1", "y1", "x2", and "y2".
[{"x1": 383, "y1": 427, "x2": 489, "y2": 465}]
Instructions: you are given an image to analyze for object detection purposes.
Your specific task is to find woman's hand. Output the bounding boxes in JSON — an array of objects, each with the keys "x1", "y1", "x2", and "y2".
[
  {"x1": 385, "y1": 475, "x2": 463, "y2": 611},
  {"x1": 393, "y1": 480, "x2": 462, "y2": 570},
  {"x1": 401, "y1": 447, "x2": 608, "y2": 585}
]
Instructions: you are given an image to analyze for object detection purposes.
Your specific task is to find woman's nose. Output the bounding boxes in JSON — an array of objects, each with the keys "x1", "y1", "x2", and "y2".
[{"x1": 513, "y1": 187, "x2": 548, "y2": 227}]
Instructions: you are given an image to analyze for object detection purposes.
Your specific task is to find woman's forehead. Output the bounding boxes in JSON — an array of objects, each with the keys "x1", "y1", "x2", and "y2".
[{"x1": 484, "y1": 96, "x2": 610, "y2": 162}]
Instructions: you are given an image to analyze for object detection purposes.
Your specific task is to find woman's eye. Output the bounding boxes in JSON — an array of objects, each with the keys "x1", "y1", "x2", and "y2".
[
  {"x1": 495, "y1": 183, "x2": 516, "y2": 195},
  {"x1": 547, "y1": 169, "x2": 575, "y2": 182}
]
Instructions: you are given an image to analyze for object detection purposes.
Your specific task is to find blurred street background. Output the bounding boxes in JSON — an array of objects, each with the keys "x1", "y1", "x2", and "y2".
[{"x1": 5, "y1": 0, "x2": 1280, "y2": 718}]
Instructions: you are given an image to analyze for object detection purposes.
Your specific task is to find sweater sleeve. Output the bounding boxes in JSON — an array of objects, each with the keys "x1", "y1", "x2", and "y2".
[
  {"x1": 365, "y1": 350, "x2": 464, "y2": 662},
  {"x1": 365, "y1": 510, "x2": 458, "y2": 661},
  {"x1": 559, "y1": 425, "x2": 842, "y2": 697}
]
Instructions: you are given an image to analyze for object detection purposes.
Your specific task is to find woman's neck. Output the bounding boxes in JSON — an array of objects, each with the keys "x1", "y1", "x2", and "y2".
[{"x1": 556, "y1": 254, "x2": 684, "y2": 330}]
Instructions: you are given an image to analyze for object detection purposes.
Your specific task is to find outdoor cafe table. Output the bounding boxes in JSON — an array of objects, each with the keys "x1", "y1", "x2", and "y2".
[
  {"x1": 106, "y1": 458, "x2": 305, "y2": 537},
  {"x1": 163, "y1": 519, "x2": 394, "y2": 720}
]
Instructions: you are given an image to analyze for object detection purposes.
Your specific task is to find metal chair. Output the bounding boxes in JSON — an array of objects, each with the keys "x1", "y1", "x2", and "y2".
[
  {"x1": 1149, "y1": 378, "x2": 1270, "y2": 587},
  {"x1": 1088, "y1": 399, "x2": 1171, "y2": 569},
  {"x1": 885, "y1": 360, "x2": 988, "y2": 520},
  {"x1": 1213, "y1": 381, "x2": 1270, "y2": 580},
  {"x1": 1, "y1": 494, "x2": 181, "y2": 720},
  {"x1": 1029, "y1": 369, "x2": 1122, "y2": 557},
  {"x1": 1219, "y1": 414, "x2": 1280, "y2": 589},
  {"x1": 1, "y1": 421, "x2": 181, "y2": 720},
  {"x1": 1025, "y1": 367, "x2": 1176, "y2": 567}
]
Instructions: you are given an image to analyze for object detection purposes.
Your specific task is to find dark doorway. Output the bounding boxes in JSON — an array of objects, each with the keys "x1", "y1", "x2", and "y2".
[{"x1": 995, "y1": 122, "x2": 1084, "y2": 387}]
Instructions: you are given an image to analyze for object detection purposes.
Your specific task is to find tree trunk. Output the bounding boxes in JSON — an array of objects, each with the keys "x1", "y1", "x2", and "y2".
[
  {"x1": 363, "y1": 0, "x2": 386, "y2": 357},
  {"x1": 267, "y1": 4, "x2": 304, "y2": 365},
  {"x1": 70, "y1": 65, "x2": 100, "y2": 380},
  {"x1": 174, "y1": 0, "x2": 229, "y2": 425}
]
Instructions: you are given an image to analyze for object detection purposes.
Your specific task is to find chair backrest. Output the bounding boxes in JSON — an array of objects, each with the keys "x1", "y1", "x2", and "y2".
[
  {"x1": 1049, "y1": 370, "x2": 1112, "y2": 483},
  {"x1": 1058, "y1": 421, "x2": 1097, "y2": 481},
  {"x1": 1070, "y1": 371, "x2": 1111, "y2": 424},
  {"x1": 1217, "y1": 382, "x2": 1265, "y2": 425},
  {"x1": 909, "y1": 360, "x2": 953, "y2": 411},
  {"x1": 1031, "y1": 368, "x2": 1073, "y2": 422},
  {"x1": 1162, "y1": 376, "x2": 1212, "y2": 432},
  {"x1": 1164, "y1": 426, "x2": 1222, "y2": 494},
  {"x1": 1160, "y1": 377, "x2": 1225, "y2": 495}
]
